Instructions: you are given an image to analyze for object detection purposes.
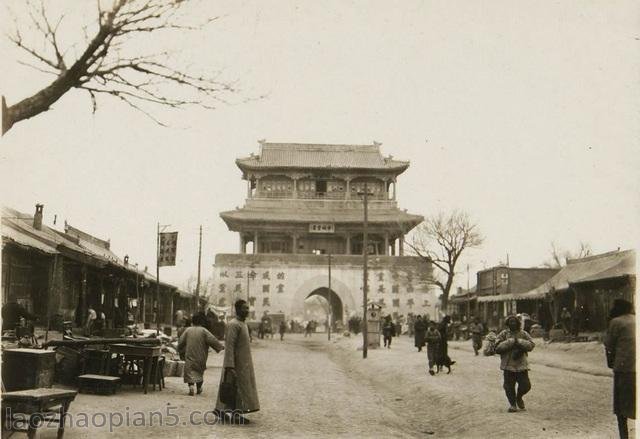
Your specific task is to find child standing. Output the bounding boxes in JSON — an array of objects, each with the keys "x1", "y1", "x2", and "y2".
[
  {"x1": 178, "y1": 312, "x2": 224, "y2": 396},
  {"x1": 425, "y1": 321, "x2": 441, "y2": 376}
]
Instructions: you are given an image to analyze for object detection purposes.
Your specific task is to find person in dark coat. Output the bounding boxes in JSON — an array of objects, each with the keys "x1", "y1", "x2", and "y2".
[
  {"x1": 605, "y1": 299, "x2": 635, "y2": 439},
  {"x1": 436, "y1": 315, "x2": 455, "y2": 373},
  {"x1": 278, "y1": 321, "x2": 286, "y2": 341},
  {"x1": 413, "y1": 315, "x2": 427, "y2": 352},
  {"x1": 560, "y1": 307, "x2": 572, "y2": 335},
  {"x1": 425, "y1": 321, "x2": 441, "y2": 375},
  {"x1": 469, "y1": 317, "x2": 485, "y2": 356},
  {"x1": 382, "y1": 315, "x2": 395, "y2": 348},
  {"x1": 215, "y1": 300, "x2": 260, "y2": 424},
  {"x1": 206, "y1": 309, "x2": 218, "y2": 333}
]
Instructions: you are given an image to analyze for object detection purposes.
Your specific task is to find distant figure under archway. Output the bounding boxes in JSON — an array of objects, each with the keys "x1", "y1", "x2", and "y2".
[{"x1": 305, "y1": 287, "x2": 343, "y2": 329}]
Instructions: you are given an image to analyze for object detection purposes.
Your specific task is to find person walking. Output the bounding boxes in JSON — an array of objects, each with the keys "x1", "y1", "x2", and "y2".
[
  {"x1": 469, "y1": 317, "x2": 485, "y2": 356},
  {"x1": 279, "y1": 320, "x2": 286, "y2": 341},
  {"x1": 605, "y1": 299, "x2": 635, "y2": 439},
  {"x1": 436, "y1": 315, "x2": 455, "y2": 373},
  {"x1": 382, "y1": 315, "x2": 395, "y2": 348},
  {"x1": 215, "y1": 300, "x2": 260, "y2": 424},
  {"x1": 425, "y1": 321, "x2": 441, "y2": 376},
  {"x1": 177, "y1": 312, "x2": 224, "y2": 396},
  {"x1": 495, "y1": 315, "x2": 535, "y2": 412},
  {"x1": 414, "y1": 315, "x2": 427, "y2": 352},
  {"x1": 560, "y1": 307, "x2": 572, "y2": 335}
]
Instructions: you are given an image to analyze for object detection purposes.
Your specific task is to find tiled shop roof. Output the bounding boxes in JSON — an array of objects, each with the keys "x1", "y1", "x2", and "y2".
[
  {"x1": 2, "y1": 206, "x2": 181, "y2": 291},
  {"x1": 236, "y1": 142, "x2": 410, "y2": 171},
  {"x1": 521, "y1": 249, "x2": 636, "y2": 296}
]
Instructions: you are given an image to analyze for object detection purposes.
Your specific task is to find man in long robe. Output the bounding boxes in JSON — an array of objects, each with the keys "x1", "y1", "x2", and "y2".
[
  {"x1": 177, "y1": 312, "x2": 224, "y2": 396},
  {"x1": 215, "y1": 299, "x2": 259, "y2": 424},
  {"x1": 414, "y1": 315, "x2": 427, "y2": 352}
]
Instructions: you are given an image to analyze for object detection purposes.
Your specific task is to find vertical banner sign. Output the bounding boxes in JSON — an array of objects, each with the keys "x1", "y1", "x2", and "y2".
[{"x1": 159, "y1": 232, "x2": 178, "y2": 267}]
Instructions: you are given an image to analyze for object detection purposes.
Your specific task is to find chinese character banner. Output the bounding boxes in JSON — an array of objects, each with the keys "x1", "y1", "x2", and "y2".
[{"x1": 158, "y1": 231, "x2": 178, "y2": 266}]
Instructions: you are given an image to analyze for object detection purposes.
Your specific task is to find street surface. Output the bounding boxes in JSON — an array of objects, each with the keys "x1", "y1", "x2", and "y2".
[{"x1": 34, "y1": 334, "x2": 631, "y2": 438}]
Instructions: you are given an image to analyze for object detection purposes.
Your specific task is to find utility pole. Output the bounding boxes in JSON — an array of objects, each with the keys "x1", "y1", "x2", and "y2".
[
  {"x1": 155, "y1": 222, "x2": 160, "y2": 335},
  {"x1": 362, "y1": 182, "x2": 369, "y2": 359},
  {"x1": 466, "y1": 263, "x2": 470, "y2": 321},
  {"x1": 328, "y1": 253, "x2": 332, "y2": 341},
  {"x1": 135, "y1": 263, "x2": 140, "y2": 323},
  {"x1": 196, "y1": 225, "x2": 202, "y2": 310}
]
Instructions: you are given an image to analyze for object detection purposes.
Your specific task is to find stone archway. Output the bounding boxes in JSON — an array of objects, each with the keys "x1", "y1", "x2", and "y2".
[
  {"x1": 306, "y1": 287, "x2": 343, "y2": 326},
  {"x1": 291, "y1": 275, "x2": 356, "y2": 324}
]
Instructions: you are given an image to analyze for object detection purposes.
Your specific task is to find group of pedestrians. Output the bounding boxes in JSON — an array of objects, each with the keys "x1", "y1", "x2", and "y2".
[
  {"x1": 177, "y1": 300, "x2": 260, "y2": 425},
  {"x1": 489, "y1": 298, "x2": 635, "y2": 439}
]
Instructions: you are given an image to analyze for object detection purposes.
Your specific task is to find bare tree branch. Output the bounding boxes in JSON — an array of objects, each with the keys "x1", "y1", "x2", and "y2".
[
  {"x1": 543, "y1": 241, "x2": 593, "y2": 268},
  {"x1": 3, "y1": 0, "x2": 245, "y2": 135},
  {"x1": 407, "y1": 210, "x2": 483, "y2": 312}
]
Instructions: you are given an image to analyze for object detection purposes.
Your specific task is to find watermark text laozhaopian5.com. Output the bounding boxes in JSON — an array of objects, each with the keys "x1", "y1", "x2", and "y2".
[{"x1": 4, "y1": 405, "x2": 247, "y2": 432}]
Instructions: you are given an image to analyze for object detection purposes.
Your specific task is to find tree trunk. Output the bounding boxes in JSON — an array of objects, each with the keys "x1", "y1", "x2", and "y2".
[{"x1": 441, "y1": 278, "x2": 454, "y2": 314}]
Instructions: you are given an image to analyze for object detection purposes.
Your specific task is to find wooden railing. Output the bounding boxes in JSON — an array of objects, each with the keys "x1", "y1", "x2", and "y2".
[{"x1": 255, "y1": 191, "x2": 388, "y2": 200}]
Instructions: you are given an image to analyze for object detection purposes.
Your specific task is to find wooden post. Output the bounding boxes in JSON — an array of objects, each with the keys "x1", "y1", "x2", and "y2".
[
  {"x1": 156, "y1": 222, "x2": 160, "y2": 334},
  {"x1": 328, "y1": 253, "x2": 332, "y2": 341},
  {"x1": 81, "y1": 264, "x2": 88, "y2": 326},
  {"x1": 196, "y1": 225, "x2": 202, "y2": 309},
  {"x1": 384, "y1": 233, "x2": 389, "y2": 256},
  {"x1": 45, "y1": 255, "x2": 59, "y2": 342}
]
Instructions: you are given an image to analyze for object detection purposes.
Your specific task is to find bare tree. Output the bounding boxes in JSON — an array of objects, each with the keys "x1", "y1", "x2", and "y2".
[
  {"x1": 184, "y1": 273, "x2": 211, "y2": 295},
  {"x1": 544, "y1": 241, "x2": 592, "y2": 268},
  {"x1": 2, "y1": 0, "x2": 245, "y2": 134},
  {"x1": 406, "y1": 210, "x2": 483, "y2": 312}
]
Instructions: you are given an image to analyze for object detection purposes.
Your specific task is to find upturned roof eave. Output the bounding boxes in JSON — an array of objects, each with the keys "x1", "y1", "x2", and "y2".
[
  {"x1": 219, "y1": 210, "x2": 423, "y2": 228},
  {"x1": 235, "y1": 158, "x2": 410, "y2": 174}
]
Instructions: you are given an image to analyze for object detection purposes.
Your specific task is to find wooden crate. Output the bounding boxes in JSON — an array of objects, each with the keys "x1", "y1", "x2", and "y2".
[
  {"x1": 78, "y1": 374, "x2": 121, "y2": 395},
  {"x1": 2, "y1": 349, "x2": 56, "y2": 391}
]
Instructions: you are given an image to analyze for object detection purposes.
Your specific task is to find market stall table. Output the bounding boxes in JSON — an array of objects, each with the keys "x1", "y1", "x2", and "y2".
[
  {"x1": 1, "y1": 388, "x2": 77, "y2": 439},
  {"x1": 110, "y1": 344, "x2": 162, "y2": 394}
]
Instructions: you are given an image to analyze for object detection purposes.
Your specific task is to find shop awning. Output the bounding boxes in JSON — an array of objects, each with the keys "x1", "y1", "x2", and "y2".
[{"x1": 477, "y1": 290, "x2": 548, "y2": 303}]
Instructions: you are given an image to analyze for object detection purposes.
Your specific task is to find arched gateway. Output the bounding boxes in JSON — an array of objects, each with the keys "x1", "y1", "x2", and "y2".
[
  {"x1": 291, "y1": 275, "x2": 356, "y2": 325},
  {"x1": 211, "y1": 142, "x2": 437, "y2": 322}
]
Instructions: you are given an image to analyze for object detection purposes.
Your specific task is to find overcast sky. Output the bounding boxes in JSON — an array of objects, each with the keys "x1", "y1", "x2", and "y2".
[{"x1": 1, "y1": 1, "x2": 638, "y2": 291}]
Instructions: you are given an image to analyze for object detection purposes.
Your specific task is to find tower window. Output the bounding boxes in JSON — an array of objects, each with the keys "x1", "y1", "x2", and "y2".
[{"x1": 316, "y1": 180, "x2": 327, "y2": 195}]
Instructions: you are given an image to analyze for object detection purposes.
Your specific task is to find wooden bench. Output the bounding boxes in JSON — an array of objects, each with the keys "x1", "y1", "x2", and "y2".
[
  {"x1": 2, "y1": 388, "x2": 77, "y2": 439},
  {"x1": 78, "y1": 374, "x2": 121, "y2": 395}
]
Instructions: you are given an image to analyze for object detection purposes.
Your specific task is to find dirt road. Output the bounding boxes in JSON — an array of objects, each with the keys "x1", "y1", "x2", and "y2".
[{"x1": 35, "y1": 334, "x2": 631, "y2": 438}]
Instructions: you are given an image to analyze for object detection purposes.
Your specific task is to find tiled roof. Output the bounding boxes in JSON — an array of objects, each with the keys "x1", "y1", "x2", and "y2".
[
  {"x1": 63, "y1": 223, "x2": 122, "y2": 265},
  {"x1": 2, "y1": 207, "x2": 90, "y2": 256},
  {"x1": 521, "y1": 249, "x2": 636, "y2": 296},
  {"x1": 1, "y1": 206, "x2": 181, "y2": 291},
  {"x1": 220, "y1": 207, "x2": 423, "y2": 227},
  {"x1": 2, "y1": 224, "x2": 59, "y2": 254},
  {"x1": 236, "y1": 142, "x2": 410, "y2": 171},
  {"x1": 572, "y1": 250, "x2": 635, "y2": 283}
]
